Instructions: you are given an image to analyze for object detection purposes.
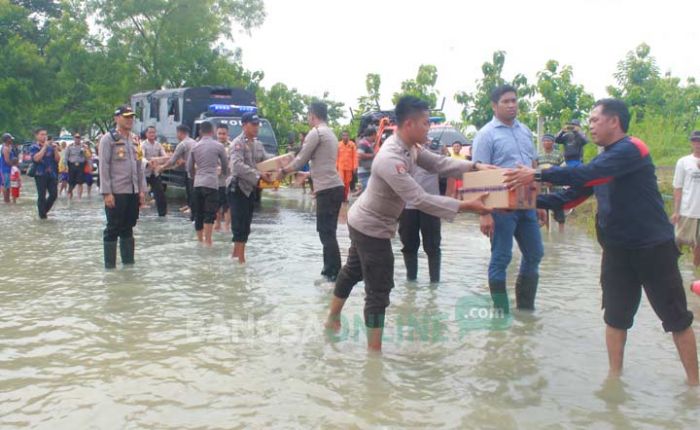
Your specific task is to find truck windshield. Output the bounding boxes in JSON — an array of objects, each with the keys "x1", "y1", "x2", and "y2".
[{"x1": 205, "y1": 117, "x2": 278, "y2": 153}]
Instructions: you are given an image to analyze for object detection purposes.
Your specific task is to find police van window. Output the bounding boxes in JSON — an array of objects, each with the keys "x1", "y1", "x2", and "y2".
[
  {"x1": 134, "y1": 101, "x2": 144, "y2": 121},
  {"x1": 168, "y1": 98, "x2": 180, "y2": 122},
  {"x1": 149, "y1": 98, "x2": 159, "y2": 120}
]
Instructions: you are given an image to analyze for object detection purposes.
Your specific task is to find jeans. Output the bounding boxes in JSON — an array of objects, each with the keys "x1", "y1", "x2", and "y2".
[
  {"x1": 35, "y1": 175, "x2": 58, "y2": 219},
  {"x1": 358, "y1": 171, "x2": 370, "y2": 194},
  {"x1": 488, "y1": 209, "x2": 544, "y2": 283}
]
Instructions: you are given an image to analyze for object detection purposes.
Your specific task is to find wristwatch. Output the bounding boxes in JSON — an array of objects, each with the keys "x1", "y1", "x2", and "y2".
[
  {"x1": 473, "y1": 161, "x2": 480, "y2": 171},
  {"x1": 534, "y1": 168, "x2": 543, "y2": 182}
]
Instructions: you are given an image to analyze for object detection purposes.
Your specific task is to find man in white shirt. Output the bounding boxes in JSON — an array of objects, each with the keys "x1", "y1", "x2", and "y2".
[{"x1": 672, "y1": 131, "x2": 700, "y2": 266}]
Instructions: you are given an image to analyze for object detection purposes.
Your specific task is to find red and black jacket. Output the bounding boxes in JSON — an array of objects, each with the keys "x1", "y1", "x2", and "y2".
[{"x1": 538, "y1": 136, "x2": 674, "y2": 248}]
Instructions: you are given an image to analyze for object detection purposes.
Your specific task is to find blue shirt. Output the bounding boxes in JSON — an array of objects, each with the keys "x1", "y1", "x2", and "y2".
[
  {"x1": 472, "y1": 117, "x2": 537, "y2": 168},
  {"x1": 29, "y1": 143, "x2": 58, "y2": 178},
  {"x1": 0, "y1": 144, "x2": 17, "y2": 174},
  {"x1": 538, "y1": 136, "x2": 674, "y2": 248}
]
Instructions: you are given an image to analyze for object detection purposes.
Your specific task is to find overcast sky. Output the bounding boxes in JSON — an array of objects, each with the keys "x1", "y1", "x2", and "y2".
[{"x1": 234, "y1": 0, "x2": 700, "y2": 122}]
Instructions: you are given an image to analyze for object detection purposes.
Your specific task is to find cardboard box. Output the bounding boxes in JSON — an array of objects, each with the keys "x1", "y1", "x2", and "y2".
[
  {"x1": 256, "y1": 153, "x2": 295, "y2": 172},
  {"x1": 459, "y1": 169, "x2": 537, "y2": 209}
]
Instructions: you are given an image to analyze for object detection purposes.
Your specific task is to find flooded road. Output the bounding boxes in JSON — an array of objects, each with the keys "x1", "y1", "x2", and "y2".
[{"x1": 1, "y1": 182, "x2": 699, "y2": 429}]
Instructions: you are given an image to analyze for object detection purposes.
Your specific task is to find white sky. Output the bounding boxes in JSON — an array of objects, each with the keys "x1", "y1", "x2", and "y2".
[{"x1": 234, "y1": 0, "x2": 700, "y2": 122}]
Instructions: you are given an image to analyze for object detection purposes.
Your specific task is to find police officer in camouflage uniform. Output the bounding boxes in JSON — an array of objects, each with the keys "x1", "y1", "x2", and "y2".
[{"x1": 99, "y1": 106, "x2": 146, "y2": 269}]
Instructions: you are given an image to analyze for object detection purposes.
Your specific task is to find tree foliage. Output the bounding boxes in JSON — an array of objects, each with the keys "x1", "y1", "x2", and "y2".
[
  {"x1": 455, "y1": 51, "x2": 534, "y2": 129},
  {"x1": 357, "y1": 73, "x2": 381, "y2": 114},
  {"x1": 535, "y1": 60, "x2": 595, "y2": 130},
  {"x1": 392, "y1": 64, "x2": 440, "y2": 108}
]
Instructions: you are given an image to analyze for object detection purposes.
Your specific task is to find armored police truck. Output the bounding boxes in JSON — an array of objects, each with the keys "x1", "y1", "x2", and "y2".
[{"x1": 130, "y1": 86, "x2": 278, "y2": 187}]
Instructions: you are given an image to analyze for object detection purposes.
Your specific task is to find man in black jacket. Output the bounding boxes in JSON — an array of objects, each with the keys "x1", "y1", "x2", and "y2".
[{"x1": 555, "y1": 119, "x2": 588, "y2": 167}]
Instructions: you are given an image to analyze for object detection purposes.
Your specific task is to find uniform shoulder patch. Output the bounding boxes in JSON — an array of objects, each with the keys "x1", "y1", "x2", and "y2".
[{"x1": 395, "y1": 163, "x2": 408, "y2": 175}]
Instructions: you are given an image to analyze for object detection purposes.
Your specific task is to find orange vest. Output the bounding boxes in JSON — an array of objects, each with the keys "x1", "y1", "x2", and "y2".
[{"x1": 336, "y1": 140, "x2": 358, "y2": 171}]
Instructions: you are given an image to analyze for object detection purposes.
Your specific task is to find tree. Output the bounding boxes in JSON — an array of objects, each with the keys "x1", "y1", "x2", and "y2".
[
  {"x1": 392, "y1": 64, "x2": 440, "y2": 108},
  {"x1": 455, "y1": 51, "x2": 534, "y2": 129},
  {"x1": 607, "y1": 43, "x2": 660, "y2": 121},
  {"x1": 356, "y1": 73, "x2": 381, "y2": 113},
  {"x1": 534, "y1": 60, "x2": 594, "y2": 130},
  {"x1": 0, "y1": 0, "x2": 49, "y2": 136},
  {"x1": 256, "y1": 83, "x2": 307, "y2": 150},
  {"x1": 89, "y1": 0, "x2": 266, "y2": 88}
]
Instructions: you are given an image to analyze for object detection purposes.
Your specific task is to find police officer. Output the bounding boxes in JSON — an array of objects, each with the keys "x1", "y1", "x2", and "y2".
[
  {"x1": 325, "y1": 96, "x2": 493, "y2": 352},
  {"x1": 186, "y1": 121, "x2": 228, "y2": 246},
  {"x1": 155, "y1": 125, "x2": 197, "y2": 219},
  {"x1": 65, "y1": 132, "x2": 87, "y2": 200},
  {"x1": 215, "y1": 124, "x2": 232, "y2": 232},
  {"x1": 398, "y1": 137, "x2": 445, "y2": 283},
  {"x1": 281, "y1": 102, "x2": 345, "y2": 282},
  {"x1": 141, "y1": 126, "x2": 168, "y2": 216},
  {"x1": 227, "y1": 112, "x2": 273, "y2": 263},
  {"x1": 99, "y1": 105, "x2": 146, "y2": 269}
]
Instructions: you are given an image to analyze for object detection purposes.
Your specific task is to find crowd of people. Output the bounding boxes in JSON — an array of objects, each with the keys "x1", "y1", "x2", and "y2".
[{"x1": 2, "y1": 87, "x2": 699, "y2": 386}]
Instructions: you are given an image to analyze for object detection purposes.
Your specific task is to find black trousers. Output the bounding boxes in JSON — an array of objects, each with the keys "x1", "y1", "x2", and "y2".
[
  {"x1": 192, "y1": 187, "x2": 219, "y2": 231},
  {"x1": 147, "y1": 174, "x2": 167, "y2": 216},
  {"x1": 398, "y1": 209, "x2": 441, "y2": 258},
  {"x1": 68, "y1": 162, "x2": 85, "y2": 191},
  {"x1": 601, "y1": 240, "x2": 693, "y2": 332},
  {"x1": 35, "y1": 175, "x2": 58, "y2": 219},
  {"x1": 185, "y1": 176, "x2": 194, "y2": 221},
  {"x1": 316, "y1": 185, "x2": 344, "y2": 278},
  {"x1": 228, "y1": 185, "x2": 255, "y2": 242},
  {"x1": 334, "y1": 226, "x2": 395, "y2": 328},
  {"x1": 104, "y1": 194, "x2": 140, "y2": 241}
]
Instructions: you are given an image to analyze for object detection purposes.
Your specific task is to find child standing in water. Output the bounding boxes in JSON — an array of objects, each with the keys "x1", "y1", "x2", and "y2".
[{"x1": 10, "y1": 165, "x2": 21, "y2": 203}]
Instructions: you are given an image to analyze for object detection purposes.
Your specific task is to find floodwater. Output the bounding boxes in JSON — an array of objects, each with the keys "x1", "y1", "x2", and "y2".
[{"x1": 1, "y1": 181, "x2": 699, "y2": 430}]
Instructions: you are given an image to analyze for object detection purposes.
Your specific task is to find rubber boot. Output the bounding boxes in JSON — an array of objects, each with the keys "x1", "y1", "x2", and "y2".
[
  {"x1": 515, "y1": 274, "x2": 539, "y2": 310},
  {"x1": 104, "y1": 240, "x2": 117, "y2": 269},
  {"x1": 403, "y1": 252, "x2": 418, "y2": 281},
  {"x1": 427, "y1": 253, "x2": 441, "y2": 283},
  {"x1": 489, "y1": 280, "x2": 510, "y2": 314},
  {"x1": 120, "y1": 237, "x2": 135, "y2": 265}
]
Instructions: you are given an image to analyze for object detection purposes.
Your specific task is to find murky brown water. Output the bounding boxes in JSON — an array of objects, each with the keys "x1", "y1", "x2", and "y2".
[{"x1": 1, "y1": 181, "x2": 699, "y2": 429}]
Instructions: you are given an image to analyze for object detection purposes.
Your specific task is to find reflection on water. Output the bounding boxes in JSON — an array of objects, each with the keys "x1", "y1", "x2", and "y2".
[{"x1": 1, "y1": 182, "x2": 699, "y2": 429}]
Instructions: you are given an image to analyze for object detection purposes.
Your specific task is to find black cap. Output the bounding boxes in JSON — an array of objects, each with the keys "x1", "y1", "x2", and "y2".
[
  {"x1": 114, "y1": 105, "x2": 135, "y2": 117},
  {"x1": 542, "y1": 133, "x2": 555, "y2": 142},
  {"x1": 690, "y1": 131, "x2": 700, "y2": 142},
  {"x1": 241, "y1": 112, "x2": 260, "y2": 124},
  {"x1": 567, "y1": 119, "x2": 581, "y2": 127},
  {"x1": 1, "y1": 133, "x2": 14, "y2": 142}
]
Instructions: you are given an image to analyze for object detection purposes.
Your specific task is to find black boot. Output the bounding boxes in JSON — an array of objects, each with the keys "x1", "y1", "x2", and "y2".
[
  {"x1": 104, "y1": 240, "x2": 117, "y2": 269},
  {"x1": 427, "y1": 253, "x2": 441, "y2": 283},
  {"x1": 515, "y1": 274, "x2": 539, "y2": 310},
  {"x1": 120, "y1": 237, "x2": 135, "y2": 265},
  {"x1": 489, "y1": 280, "x2": 510, "y2": 314},
  {"x1": 403, "y1": 252, "x2": 418, "y2": 281}
]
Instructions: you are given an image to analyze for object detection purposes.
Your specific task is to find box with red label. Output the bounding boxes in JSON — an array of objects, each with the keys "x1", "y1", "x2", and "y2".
[{"x1": 459, "y1": 169, "x2": 537, "y2": 209}]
